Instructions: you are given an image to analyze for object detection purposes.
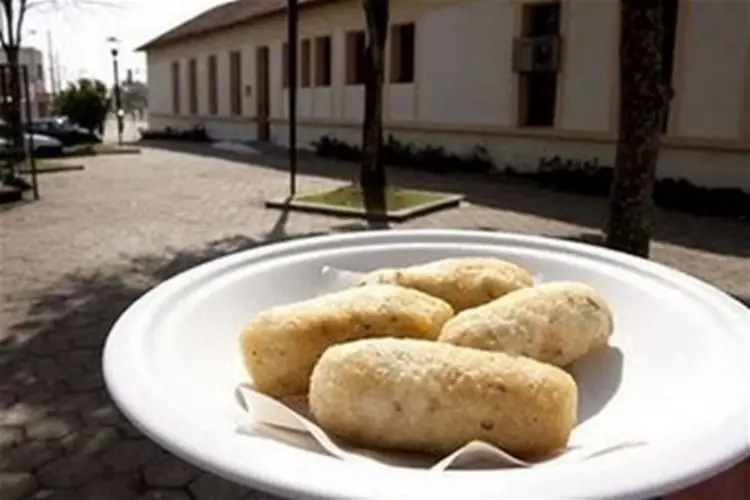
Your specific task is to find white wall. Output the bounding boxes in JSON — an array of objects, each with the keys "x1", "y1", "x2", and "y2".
[
  {"x1": 145, "y1": 0, "x2": 750, "y2": 190},
  {"x1": 560, "y1": 1, "x2": 618, "y2": 132},
  {"x1": 146, "y1": 56, "x2": 171, "y2": 116},
  {"x1": 0, "y1": 47, "x2": 45, "y2": 87},
  {"x1": 677, "y1": 1, "x2": 748, "y2": 139},
  {"x1": 416, "y1": 0, "x2": 516, "y2": 125},
  {"x1": 0, "y1": 47, "x2": 48, "y2": 119}
]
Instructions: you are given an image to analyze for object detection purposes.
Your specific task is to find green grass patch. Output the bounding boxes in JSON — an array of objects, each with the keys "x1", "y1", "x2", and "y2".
[
  {"x1": 296, "y1": 185, "x2": 448, "y2": 211},
  {"x1": 19, "y1": 161, "x2": 85, "y2": 174},
  {"x1": 63, "y1": 144, "x2": 142, "y2": 157},
  {"x1": 266, "y1": 184, "x2": 464, "y2": 221}
]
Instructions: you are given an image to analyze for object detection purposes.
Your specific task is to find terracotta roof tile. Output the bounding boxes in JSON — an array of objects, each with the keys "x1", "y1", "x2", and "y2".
[{"x1": 137, "y1": 0, "x2": 328, "y2": 51}]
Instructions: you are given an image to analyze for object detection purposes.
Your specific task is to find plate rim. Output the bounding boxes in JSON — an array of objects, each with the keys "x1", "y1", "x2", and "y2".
[{"x1": 103, "y1": 229, "x2": 750, "y2": 499}]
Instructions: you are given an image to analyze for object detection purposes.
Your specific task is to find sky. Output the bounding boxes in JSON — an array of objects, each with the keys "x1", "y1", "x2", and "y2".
[{"x1": 22, "y1": 0, "x2": 226, "y2": 88}]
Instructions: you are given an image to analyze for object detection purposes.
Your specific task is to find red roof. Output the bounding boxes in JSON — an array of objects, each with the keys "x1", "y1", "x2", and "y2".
[{"x1": 137, "y1": 0, "x2": 332, "y2": 51}]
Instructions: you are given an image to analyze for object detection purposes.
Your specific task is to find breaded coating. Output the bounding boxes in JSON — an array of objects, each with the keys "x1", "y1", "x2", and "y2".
[
  {"x1": 240, "y1": 284, "x2": 454, "y2": 397},
  {"x1": 309, "y1": 338, "x2": 577, "y2": 458},
  {"x1": 439, "y1": 281, "x2": 613, "y2": 366},
  {"x1": 356, "y1": 257, "x2": 534, "y2": 312}
]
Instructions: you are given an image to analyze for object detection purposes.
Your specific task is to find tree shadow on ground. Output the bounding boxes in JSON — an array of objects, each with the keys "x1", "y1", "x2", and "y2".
[
  {"x1": 1, "y1": 232, "x2": 358, "y2": 499},
  {"x1": 141, "y1": 140, "x2": 749, "y2": 258},
  {"x1": 0, "y1": 197, "x2": 34, "y2": 213},
  {"x1": 536, "y1": 230, "x2": 750, "y2": 309}
]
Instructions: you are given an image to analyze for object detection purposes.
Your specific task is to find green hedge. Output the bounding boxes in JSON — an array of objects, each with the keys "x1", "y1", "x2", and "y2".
[{"x1": 312, "y1": 135, "x2": 749, "y2": 221}]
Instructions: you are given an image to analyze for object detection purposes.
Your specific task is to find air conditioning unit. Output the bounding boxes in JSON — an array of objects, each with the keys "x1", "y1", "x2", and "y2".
[{"x1": 513, "y1": 36, "x2": 562, "y2": 73}]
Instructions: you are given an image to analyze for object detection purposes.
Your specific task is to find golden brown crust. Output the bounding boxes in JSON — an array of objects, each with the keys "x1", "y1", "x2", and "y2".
[
  {"x1": 439, "y1": 281, "x2": 614, "y2": 366},
  {"x1": 357, "y1": 257, "x2": 534, "y2": 312},
  {"x1": 240, "y1": 284, "x2": 454, "y2": 397},
  {"x1": 309, "y1": 338, "x2": 578, "y2": 458}
]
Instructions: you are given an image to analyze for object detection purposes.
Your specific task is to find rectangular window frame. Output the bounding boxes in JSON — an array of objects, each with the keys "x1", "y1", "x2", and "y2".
[
  {"x1": 171, "y1": 61, "x2": 181, "y2": 115},
  {"x1": 188, "y1": 58, "x2": 198, "y2": 115},
  {"x1": 207, "y1": 54, "x2": 218, "y2": 116},
  {"x1": 314, "y1": 35, "x2": 332, "y2": 87},
  {"x1": 345, "y1": 30, "x2": 366, "y2": 85},
  {"x1": 229, "y1": 50, "x2": 243, "y2": 116},
  {"x1": 300, "y1": 39, "x2": 312, "y2": 88},
  {"x1": 390, "y1": 23, "x2": 416, "y2": 84}
]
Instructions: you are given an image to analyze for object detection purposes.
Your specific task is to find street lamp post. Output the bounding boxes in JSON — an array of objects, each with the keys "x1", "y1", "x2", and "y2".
[
  {"x1": 287, "y1": 0, "x2": 298, "y2": 197},
  {"x1": 107, "y1": 37, "x2": 124, "y2": 146}
]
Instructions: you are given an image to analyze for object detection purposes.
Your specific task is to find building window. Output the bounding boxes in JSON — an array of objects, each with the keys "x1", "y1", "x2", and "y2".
[
  {"x1": 171, "y1": 61, "x2": 181, "y2": 115},
  {"x1": 207, "y1": 54, "x2": 218, "y2": 116},
  {"x1": 229, "y1": 50, "x2": 243, "y2": 116},
  {"x1": 518, "y1": 2, "x2": 561, "y2": 128},
  {"x1": 314, "y1": 36, "x2": 332, "y2": 87},
  {"x1": 526, "y1": 2, "x2": 561, "y2": 36},
  {"x1": 390, "y1": 23, "x2": 415, "y2": 83},
  {"x1": 300, "y1": 39, "x2": 311, "y2": 88},
  {"x1": 37, "y1": 64, "x2": 43, "y2": 80},
  {"x1": 188, "y1": 58, "x2": 198, "y2": 115},
  {"x1": 345, "y1": 30, "x2": 366, "y2": 85},
  {"x1": 282, "y1": 42, "x2": 289, "y2": 88}
]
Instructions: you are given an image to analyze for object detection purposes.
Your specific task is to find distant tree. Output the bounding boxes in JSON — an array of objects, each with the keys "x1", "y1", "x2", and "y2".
[
  {"x1": 56, "y1": 78, "x2": 110, "y2": 134},
  {"x1": 606, "y1": 0, "x2": 668, "y2": 257},
  {"x1": 359, "y1": 0, "x2": 389, "y2": 220},
  {"x1": 0, "y1": 0, "x2": 33, "y2": 158},
  {"x1": 1, "y1": 0, "x2": 116, "y2": 178}
]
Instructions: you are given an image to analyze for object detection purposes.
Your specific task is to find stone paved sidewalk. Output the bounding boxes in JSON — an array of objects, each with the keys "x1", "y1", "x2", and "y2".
[{"x1": 1, "y1": 147, "x2": 747, "y2": 499}]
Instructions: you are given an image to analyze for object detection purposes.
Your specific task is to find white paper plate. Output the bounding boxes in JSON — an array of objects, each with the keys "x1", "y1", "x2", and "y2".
[{"x1": 103, "y1": 230, "x2": 750, "y2": 499}]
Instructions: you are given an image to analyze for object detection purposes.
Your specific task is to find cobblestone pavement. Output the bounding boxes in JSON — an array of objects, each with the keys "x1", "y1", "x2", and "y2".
[{"x1": 1, "y1": 146, "x2": 748, "y2": 499}]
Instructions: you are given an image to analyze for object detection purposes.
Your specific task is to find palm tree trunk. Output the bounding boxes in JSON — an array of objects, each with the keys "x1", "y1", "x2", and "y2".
[
  {"x1": 360, "y1": 0, "x2": 389, "y2": 222},
  {"x1": 606, "y1": 0, "x2": 668, "y2": 257}
]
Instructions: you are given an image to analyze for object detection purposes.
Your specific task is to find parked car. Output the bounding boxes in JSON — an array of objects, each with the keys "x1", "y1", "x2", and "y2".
[
  {"x1": 26, "y1": 117, "x2": 102, "y2": 147},
  {"x1": 0, "y1": 120, "x2": 64, "y2": 158}
]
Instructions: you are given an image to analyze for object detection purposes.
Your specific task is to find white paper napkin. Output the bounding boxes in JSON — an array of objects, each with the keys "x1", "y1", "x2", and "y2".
[{"x1": 234, "y1": 384, "x2": 646, "y2": 470}]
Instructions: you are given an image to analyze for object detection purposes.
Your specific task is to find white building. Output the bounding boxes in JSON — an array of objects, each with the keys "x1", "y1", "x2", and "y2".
[
  {"x1": 139, "y1": 0, "x2": 750, "y2": 191},
  {"x1": 0, "y1": 46, "x2": 50, "y2": 120}
]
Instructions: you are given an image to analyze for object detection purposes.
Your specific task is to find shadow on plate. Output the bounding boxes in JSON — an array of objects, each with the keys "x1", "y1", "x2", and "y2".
[
  {"x1": 568, "y1": 346, "x2": 624, "y2": 424},
  {"x1": 240, "y1": 424, "x2": 535, "y2": 470},
  {"x1": 238, "y1": 419, "x2": 450, "y2": 469}
]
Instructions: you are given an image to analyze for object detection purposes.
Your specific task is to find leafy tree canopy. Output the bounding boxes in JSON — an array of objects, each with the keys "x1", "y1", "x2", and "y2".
[{"x1": 55, "y1": 77, "x2": 110, "y2": 132}]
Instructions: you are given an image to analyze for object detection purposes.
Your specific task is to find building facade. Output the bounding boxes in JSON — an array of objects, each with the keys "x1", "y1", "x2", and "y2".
[
  {"x1": 0, "y1": 46, "x2": 50, "y2": 120},
  {"x1": 141, "y1": 0, "x2": 750, "y2": 190}
]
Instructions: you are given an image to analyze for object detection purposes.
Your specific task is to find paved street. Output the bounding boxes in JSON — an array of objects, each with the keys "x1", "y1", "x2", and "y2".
[{"x1": 1, "y1": 146, "x2": 748, "y2": 499}]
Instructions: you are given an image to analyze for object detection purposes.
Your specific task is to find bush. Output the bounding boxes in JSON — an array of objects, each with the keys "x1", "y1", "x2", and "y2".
[
  {"x1": 535, "y1": 156, "x2": 612, "y2": 195},
  {"x1": 139, "y1": 124, "x2": 211, "y2": 143},
  {"x1": 531, "y1": 156, "x2": 748, "y2": 219},
  {"x1": 311, "y1": 135, "x2": 749, "y2": 221},
  {"x1": 312, "y1": 135, "x2": 495, "y2": 175},
  {"x1": 55, "y1": 78, "x2": 110, "y2": 134}
]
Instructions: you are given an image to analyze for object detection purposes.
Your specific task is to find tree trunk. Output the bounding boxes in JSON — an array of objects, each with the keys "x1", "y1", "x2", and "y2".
[
  {"x1": 5, "y1": 46, "x2": 25, "y2": 159},
  {"x1": 606, "y1": 0, "x2": 667, "y2": 257},
  {"x1": 360, "y1": 0, "x2": 389, "y2": 224}
]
